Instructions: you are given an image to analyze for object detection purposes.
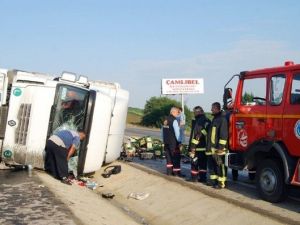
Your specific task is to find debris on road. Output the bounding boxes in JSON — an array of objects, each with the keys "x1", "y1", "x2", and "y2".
[
  {"x1": 101, "y1": 192, "x2": 115, "y2": 199},
  {"x1": 127, "y1": 192, "x2": 150, "y2": 200}
]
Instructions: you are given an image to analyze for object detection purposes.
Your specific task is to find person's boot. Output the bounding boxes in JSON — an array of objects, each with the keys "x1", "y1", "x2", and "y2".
[
  {"x1": 206, "y1": 179, "x2": 217, "y2": 187},
  {"x1": 166, "y1": 168, "x2": 173, "y2": 176},
  {"x1": 218, "y1": 181, "x2": 226, "y2": 189},
  {"x1": 198, "y1": 174, "x2": 207, "y2": 183}
]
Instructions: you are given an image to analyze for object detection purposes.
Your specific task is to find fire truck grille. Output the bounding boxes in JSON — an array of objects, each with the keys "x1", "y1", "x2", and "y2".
[{"x1": 15, "y1": 104, "x2": 31, "y2": 145}]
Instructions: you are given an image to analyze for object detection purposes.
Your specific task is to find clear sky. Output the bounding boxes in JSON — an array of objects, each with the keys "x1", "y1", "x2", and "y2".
[{"x1": 1, "y1": 0, "x2": 300, "y2": 111}]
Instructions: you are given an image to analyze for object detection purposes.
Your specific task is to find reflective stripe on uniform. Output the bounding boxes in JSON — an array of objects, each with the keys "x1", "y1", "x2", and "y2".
[
  {"x1": 166, "y1": 164, "x2": 173, "y2": 168},
  {"x1": 216, "y1": 150, "x2": 226, "y2": 155},
  {"x1": 218, "y1": 177, "x2": 227, "y2": 182},
  {"x1": 211, "y1": 127, "x2": 216, "y2": 144},
  {"x1": 199, "y1": 169, "x2": 207, "y2": 173},
  {"x1": 196, "y1": 148, "x2": 206, "y2": 151},
  {"x1": 210, "y1": 174, "x2": 218, "y2": 180},
  {"x1": 191, "y1": 170, "x2": 199, "y2": 175},
  {"x1": 222, "y1": 164, "x2": 226, "y2": 178},
  {"x1": 191, "y1": 139, "x2": 199, "y2": 145},
  {"x1": 206, "y1": 148, "x2": 216, "y2": 155},
  {"x1": 173, "y1": 168, "x2": 181, "y2": 172},
  {"x1": 219, "y1": 139, "x2": 227, "y2": 145},
  {"x1": 201, "y1": 129, "x2": 207, "y2": 136},
  {"x1": 210, "y1": 148, "x2": 217, "y2": 154}
]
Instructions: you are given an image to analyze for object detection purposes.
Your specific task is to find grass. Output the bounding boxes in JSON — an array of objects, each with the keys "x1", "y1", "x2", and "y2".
[
  {"x1": 127, "y1": 107, "x2": 143, "y2": 124},
  {"x1": 126, "y1": 106, "x2": 213, "y2": 126}
]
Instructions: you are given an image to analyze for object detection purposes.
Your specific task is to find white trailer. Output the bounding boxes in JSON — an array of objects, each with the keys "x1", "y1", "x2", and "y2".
[{"x1": 0, "y1": 69, "x2": 129, "y2": 175}]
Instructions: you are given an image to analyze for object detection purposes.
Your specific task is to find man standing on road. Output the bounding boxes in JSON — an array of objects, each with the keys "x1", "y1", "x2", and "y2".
[
  {"x1": 45, "y1": 129, "x2": 86, "y2": 185},
  {"x1": 177, "y1": 107, "x2": 186, "y2": 144},
  {"x1": 187, "y1": 106, "x2": 211, "y2": 182},
  {"x1": 206, "y1": 102, "x2": 228, "y2": 189},
  {"x1": 162, "y1": 107, "x2": 184, "y2": 177}
]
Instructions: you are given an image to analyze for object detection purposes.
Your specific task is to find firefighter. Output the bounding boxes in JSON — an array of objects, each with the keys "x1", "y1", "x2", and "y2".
[
  {"x1": 186, "y1": 106, "x2": 211, "y2": 182},
  {"x1": 206, "y1": 102, "x2": 228, "y2": 189},
  {"x1": 162, "y1": 106, "x2": 184, "y2": 177}
]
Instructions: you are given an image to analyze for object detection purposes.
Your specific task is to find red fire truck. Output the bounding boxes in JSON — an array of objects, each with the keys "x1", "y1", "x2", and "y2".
[{"x1": 223, "y1": 61, "x2": 300, "y2": 202}]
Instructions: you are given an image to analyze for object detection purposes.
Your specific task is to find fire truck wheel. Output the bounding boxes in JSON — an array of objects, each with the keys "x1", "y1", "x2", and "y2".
[
  {"x1": 232, "y1": 169, "x2": 239, "y2": 181},
  {"x1": 256, "y1": 159, "x2": 287, "y2": 203}
]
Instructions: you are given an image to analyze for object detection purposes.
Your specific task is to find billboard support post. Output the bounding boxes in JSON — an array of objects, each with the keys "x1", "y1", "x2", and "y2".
[{"x1": 181, "y1": 94, "x2": 184, "y2": 114}]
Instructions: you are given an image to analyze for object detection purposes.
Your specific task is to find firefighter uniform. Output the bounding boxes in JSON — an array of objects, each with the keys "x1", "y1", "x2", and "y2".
[
  {"x1": 206, "y1": 111, "x2": 228, "y2": 188},
  {"x1": 162, "y1": 115, "x2": 181, "y2": 176},
  {"x1": 188, "y1": 114, "x2": 211, "y2": 182}
]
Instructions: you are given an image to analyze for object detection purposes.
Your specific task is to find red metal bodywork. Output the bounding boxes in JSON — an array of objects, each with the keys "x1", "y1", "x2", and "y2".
[{"x1": 230, "y1": 63, "x2": 300, "y2": 158}]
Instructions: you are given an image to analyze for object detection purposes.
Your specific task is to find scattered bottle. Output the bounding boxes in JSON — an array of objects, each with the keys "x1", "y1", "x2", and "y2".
[{"x1": 28, "y1": 164, "x2": 33, "y2": 177}]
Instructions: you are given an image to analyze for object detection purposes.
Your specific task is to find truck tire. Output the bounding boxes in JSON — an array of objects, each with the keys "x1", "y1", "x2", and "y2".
[
  {"x1": 256, "y1": 159, "x2": 287, "y2": 203},
  {"x1": 232, "y1": 169, "x2": 239, "y2": 181}
]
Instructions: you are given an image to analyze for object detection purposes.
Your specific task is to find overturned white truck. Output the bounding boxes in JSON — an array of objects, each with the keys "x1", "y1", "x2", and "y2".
[{"x1": 0, "y1": 68, "x2": 129, "y2": 175}]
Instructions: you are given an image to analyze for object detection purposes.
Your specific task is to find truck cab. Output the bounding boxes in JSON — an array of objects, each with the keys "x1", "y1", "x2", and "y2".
[
  {"x1": 0, "y1": 69, "x2": 129, "y2": 176},
  {"x1": 224, "y1": 61, "x2": 300, "y2": 202}
]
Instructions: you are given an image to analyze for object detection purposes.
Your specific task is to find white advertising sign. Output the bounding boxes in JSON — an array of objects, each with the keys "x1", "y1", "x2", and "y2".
[{"x1": 161, "y1": 78, "x2": 204, "y2": 95}]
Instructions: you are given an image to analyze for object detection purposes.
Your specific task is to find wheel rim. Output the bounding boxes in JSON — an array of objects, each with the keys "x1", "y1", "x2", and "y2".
[{"x1": 260, "y1": 168, "x2": 277, "y2": 193}]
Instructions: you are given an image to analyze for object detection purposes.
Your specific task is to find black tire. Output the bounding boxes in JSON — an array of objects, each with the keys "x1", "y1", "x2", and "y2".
[
  {"x1": 232, "y1": 169, "x2": 239, "y2": 181},
  {"x1": 256, "y1": 159, "x2": 287, "y2": 203}
]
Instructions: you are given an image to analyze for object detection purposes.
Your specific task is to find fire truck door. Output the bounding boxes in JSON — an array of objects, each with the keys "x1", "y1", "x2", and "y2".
[
  {"x1": 283, "y1": 72, "x2": 300, "y2": 157},
  {"x1": 266, "y1": 74, "x2": 286, "y2": 141},
  {"x1": 234, "y1": 76, "x2": 267, "y2": 150}
]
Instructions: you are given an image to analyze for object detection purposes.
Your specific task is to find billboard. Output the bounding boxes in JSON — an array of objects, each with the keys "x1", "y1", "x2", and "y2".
[{"x1": 161, "y1": 78, "x2": 204, "y2": 95}]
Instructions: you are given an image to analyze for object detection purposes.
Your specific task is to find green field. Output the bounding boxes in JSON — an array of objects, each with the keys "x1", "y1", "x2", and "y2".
[
  {"x1": 126, "y1": 106, "x2": 212, "y2": 126},
  {"x1": 127, "y1": 107, "x2": 143, "y2": 124}
]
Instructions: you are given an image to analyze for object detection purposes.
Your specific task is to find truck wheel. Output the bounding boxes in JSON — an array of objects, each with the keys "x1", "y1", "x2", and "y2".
[
  {"x1": 232, "y1": 169, "x2": 239, "y2": 181},
  {"x1": 256, "y1": 159, "x2": 287, "y2": 203}
]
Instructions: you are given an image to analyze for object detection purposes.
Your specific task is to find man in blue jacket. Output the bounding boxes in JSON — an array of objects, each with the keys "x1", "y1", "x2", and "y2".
[{"x1": 45, "y1": 129, "x2": 86, "y2": 185}]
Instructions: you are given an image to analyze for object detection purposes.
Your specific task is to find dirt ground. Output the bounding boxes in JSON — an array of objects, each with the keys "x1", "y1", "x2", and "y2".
[{"x1": 35, "y1": 161, "x2": 299, "y2": 225}]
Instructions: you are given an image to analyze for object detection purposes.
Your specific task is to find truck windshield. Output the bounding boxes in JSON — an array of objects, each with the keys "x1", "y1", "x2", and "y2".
[{"x1": 49, "y1": 84, "x2": 89, "y2": 135}]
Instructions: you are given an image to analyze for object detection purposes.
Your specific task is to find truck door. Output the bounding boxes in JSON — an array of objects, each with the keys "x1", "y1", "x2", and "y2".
[
  {"x1": 48, "y1": 84, "x2": 89, "y2": 134},
  {"x1": 267, "y1": 74, "x2": 286, "y2": 141},
  {"x1": 78, "y1": 91, "x2": 112, "y2": 174},
  {"x1": 47, "y1": 84, "x2": 90, "y2": 173},
  {"x1": 47, "y1": 84, "x2": 112, "y2": 175},
  {"x1": 233, "y1": 75, "x2": 267, "y2": 150},
  {"x1": 283, "y1": 72, "x2": 300, "y2": 157}
]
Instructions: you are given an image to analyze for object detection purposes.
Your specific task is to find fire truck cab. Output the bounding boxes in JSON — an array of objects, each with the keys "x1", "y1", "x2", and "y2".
[{"x1": 224, "y1": 61, "x2": 300, "y2": 202}]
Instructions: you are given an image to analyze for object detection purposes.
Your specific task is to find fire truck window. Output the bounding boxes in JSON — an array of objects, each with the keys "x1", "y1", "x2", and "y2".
[
  {"x1": 242, "y1": 77, "x2": 266, "y2": 106},
  {"x1": 291, "y1": 74, "x2": 300, "y2": 105},
  {"x1": 270, "y1": 74, "x2": 285, "y2": 105}
]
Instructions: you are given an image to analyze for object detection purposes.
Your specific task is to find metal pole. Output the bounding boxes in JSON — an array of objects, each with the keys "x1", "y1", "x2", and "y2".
[{"x1": 181, "y1": 94, "x2": 184, "y2": 114}]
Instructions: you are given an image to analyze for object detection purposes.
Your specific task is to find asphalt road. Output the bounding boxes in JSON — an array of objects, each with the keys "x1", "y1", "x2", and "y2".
[
  {"x1": 0, "y1": 126, "x2": 298, "y2": 225},
  {"x1": 125, "y1": 125, "x2": 300, "y2": 202},
  {"x1": 0, "y1": 168, "x2": 78, "y2": 225}
]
